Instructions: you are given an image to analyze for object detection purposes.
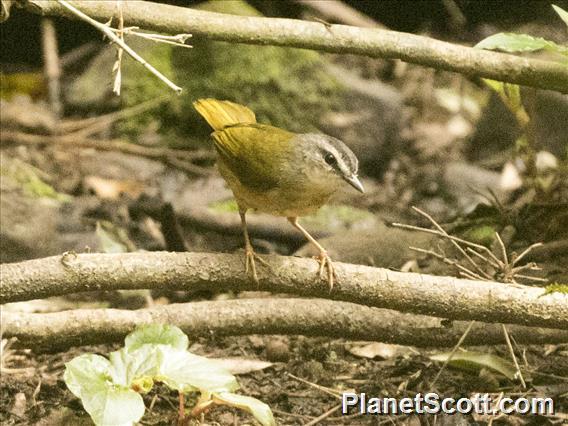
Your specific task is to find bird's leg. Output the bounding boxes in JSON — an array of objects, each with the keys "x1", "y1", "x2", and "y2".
[
  {"x1": 239, "y1": 209, "x2": 269, "y2": 283},
  {"x1": 287, "y1": 217, "x2": 336, "y2": 290}
]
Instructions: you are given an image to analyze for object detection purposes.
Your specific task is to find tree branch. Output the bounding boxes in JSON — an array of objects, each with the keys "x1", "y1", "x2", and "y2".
[
  {"x1": 22, "y1": 0, "x2": 568, "y2": 92},
  {"x1": 1, "y1": 252, "x2": 566, "y2": 328},
  {"x1": 3, "y1": 299, "x2": 567, "y2": 352},
  {"x1": 0, "y1": 130, "x2": 212, "y2": 176}
]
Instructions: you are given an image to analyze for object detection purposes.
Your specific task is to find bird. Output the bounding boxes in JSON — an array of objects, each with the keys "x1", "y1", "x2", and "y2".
[{"x1": 193, "y1": 98, "x2": 364, "y2": 289}]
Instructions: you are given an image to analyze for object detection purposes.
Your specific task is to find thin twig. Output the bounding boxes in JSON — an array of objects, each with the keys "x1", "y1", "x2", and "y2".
[
  {"x1": 392, "y1": 222, "x2": 502, "y2": 266},
  {"x1": 409, "y1": 247, "x2": 487, "y2": 281},
  {"x1": 465, "y1": 247, "x2": 501, "y2": 269},
  {"x1": 412, "y1": 207, "x2": 491, "y2": 279},
  {"x1": 56, "y1": 0, "x2": 182, "y2": 94},
  {"x1": 113, "y1": 26, "x2": 192, "y2": 48},
  {"x1": 431, "y1": 321, "x2": 476, "y2": 386},
  {"x1": 512, "y1": 243, "x2": 543, "y2": 266},
  {"x1": 513, "y1": 274, "x2": 547, "y2": 282},
  {"x1": 501, "y1": 324, "x2": 526, "y2": 388},
  {"x1": 511, "y1": 263, "x2": 541, "y2": 274},
  {"x1": 495, "y1": 232, "x2": 509, "y2": 269},
  {"x1": 304, "y1": 404, "x2": 342, "y2": 426},
  {"x1": 286, "y1": 373, "x2": 343, "y2": 399},
  {"x1": 111, "y1": 0, "x2": 124, "y2": 95},
  {"x1": 394, "y1": 212, "x2": 545, "y2": 283}
]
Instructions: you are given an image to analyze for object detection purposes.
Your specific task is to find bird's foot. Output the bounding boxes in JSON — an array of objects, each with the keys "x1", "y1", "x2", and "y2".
[
  {"x1": 314, "y1": 251, "x2": 337, "y2": 291},
  {"x1": 244, "y1": 248, "x2": 270, "y2": 284}
]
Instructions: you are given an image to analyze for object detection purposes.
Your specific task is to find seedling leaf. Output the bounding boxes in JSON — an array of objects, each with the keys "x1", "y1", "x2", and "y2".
[
  {"x1": 64, "y1": 354, "x2": 145, "y2": 426},
  {"x1": 64, "y1": 324, "x2": 267, "y2": 425},
  {"x1": 125, "y1": 323, "x2": 189, "y2": 351},
  {"x1": 108, "y1": 346, "x2": 160, "y2": 387},
  {"x1": 157, "y1": 346, "x2": 239, "y2": 393},
  {"x1": 214, "y1": 392, "x2": 276, "y2": 426},
  {"x1": 430, "y1": 351, "x2": 517, "y2": 380}
]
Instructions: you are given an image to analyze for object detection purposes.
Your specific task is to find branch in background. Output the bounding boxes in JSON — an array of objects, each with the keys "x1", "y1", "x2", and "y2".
[
  {"x1": 295, "y1": 0, "x2": 384, "y2": 29},
  {"x1": 57, "y1": 94, "x2": 172, "y2": 137},
  {"x1": 128, "y1": 197, "x2": 328, "y2": 245},
  {"x1": 0, "y1": 131, "x2": 212, "y2": 176},
  {"x1": 41, "y1": 17, "x2": 62, "y2": 117},
  {"x1": 23, "y1": 0, "x2": 568, "y2": 92},
  {"x1": 3, "y1": 299, "x2": 568, "y2": 352},
  {"x1": 1, "y1": 252, "x2": 566, "y2": 328}
]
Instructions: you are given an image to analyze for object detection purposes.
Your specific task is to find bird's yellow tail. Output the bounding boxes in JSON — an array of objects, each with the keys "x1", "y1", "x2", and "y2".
[{"x1": 193, "y1": 98, "x2": 256, "y2": 131}]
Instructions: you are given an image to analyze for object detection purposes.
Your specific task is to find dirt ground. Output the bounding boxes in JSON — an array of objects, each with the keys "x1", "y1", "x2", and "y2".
[{"x1": 2, "y1": 333, "x2": 567, "y2": 425}]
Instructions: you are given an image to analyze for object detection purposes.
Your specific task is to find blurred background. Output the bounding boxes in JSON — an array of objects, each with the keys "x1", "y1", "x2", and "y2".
[{"x1": 1, "y1": 1, "x2": 567, "y2": 423}]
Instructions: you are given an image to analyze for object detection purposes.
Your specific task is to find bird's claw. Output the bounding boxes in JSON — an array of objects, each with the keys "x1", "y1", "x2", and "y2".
[
  {"x1": 244, "y1": 249, "x2": 270, "y2": 284},
  {"x1": 314, "y1": 251, "x2": 337, "y2": 291}
]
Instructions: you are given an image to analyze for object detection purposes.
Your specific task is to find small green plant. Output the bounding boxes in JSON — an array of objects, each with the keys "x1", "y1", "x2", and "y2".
[
  {"x1": 475, "y1": 4, "x2": 568, "y2": 60},
  {"x1": 64, "y1": 324, "x2": 275, "y2": 426},
  {"x1": 475, "y1": 4, "x2": 568, "y2": 197}
]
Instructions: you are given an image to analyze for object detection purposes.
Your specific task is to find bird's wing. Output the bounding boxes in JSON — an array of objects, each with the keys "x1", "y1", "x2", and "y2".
[{"x1": 212, "y1": 124, "x2": 295, "y2": 191}]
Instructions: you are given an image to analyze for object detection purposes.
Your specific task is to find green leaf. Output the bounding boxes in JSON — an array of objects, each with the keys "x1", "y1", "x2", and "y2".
[
  {"x1": 213, "y1": 392, "x2": 276, "y2": 426},
  {"x1": 108, "y1": 346, "x2": 159, "y2": 388},
  {"x1": 482, "y1": 80, "x2": 529, "y2": 127},
  {"x1": 64, "y1": 354, "x2": 113, "y2": 400},
  {"x1": 156, "y1": 346, "x2": 239, "y2": 393},
  {"x1": 125, "y1": 323, "x2": 189, "y2": 352},
  {"x1": 552, "y1": 4, "x2": 568, "y2": 27},
  {"x1": 430, "y1": 351, "x2": 517, "y2": 380},
  {"x1": 64, "y1": 354, "x2": 145, "y2": 426},
  {"x1": 475, "y1": 32, "x2": 566, "y2": 54}
]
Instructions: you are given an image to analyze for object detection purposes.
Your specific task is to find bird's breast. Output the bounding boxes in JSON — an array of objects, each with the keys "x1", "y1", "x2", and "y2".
[{"x1": 217, "y1": 161, "x2": 335, "y2": 216}]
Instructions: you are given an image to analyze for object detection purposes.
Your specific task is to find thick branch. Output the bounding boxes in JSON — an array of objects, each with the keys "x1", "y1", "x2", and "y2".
[
  {"x1": 23, "y1": 0, "x2": 568, "y2": 92},
  {"x1": 3, "y1": 299, "x2": 567, "y2": 352},
  {"x1": 1, "y1": 252, "x2": 566, "y2": 328}
]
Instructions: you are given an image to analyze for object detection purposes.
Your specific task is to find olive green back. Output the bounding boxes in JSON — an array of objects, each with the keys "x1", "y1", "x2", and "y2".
[{"x1": 212, "y1": 124, "x2": 295, "y2": 191}]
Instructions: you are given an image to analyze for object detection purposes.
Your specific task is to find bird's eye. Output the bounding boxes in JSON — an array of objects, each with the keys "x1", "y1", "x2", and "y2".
[{"x1": 324, "y1": 153, "x2": 337, "y2": 165}]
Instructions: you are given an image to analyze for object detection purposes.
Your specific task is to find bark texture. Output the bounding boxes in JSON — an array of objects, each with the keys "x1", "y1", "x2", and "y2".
[
  {"x1": 2, "y1": 252, "x2": 566, "y2": 328},
  {"x1": 4, "y1": 298, "x2": 568, "y2": 352},
  {"x1": 23, "y1": 0, "x2": 568, "y2": 92}
]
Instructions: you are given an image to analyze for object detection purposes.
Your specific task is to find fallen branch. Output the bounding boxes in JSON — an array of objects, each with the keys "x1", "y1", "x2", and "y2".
[
  {"x1": 1, "y1": 252, "x2": 566, "y2": 328},
  {"x1": 3, "y1": 299, "x2": 567, "y2": 352},
  {"x1": 22, "y1": 0, "x2": 568, "y2": 92},
  {"x1": 128, "y1": 197, "x2": 328, "y2": 245},
  {"x1": 0, "y1": 130, "x2": 212, "y2": 176}
]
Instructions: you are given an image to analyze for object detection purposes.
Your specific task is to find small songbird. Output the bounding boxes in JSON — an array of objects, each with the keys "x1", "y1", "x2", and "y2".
[{"x1": 194, "y1": 99, "x2": 364, "y2": 289}]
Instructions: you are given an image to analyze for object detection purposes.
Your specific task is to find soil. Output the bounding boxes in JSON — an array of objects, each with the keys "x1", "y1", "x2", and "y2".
[{"x1": 2, "y1": 335, "x2": 567, "y2": 425}]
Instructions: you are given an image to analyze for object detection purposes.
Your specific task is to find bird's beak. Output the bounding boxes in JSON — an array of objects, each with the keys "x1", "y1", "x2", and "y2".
[{"x1": 344, "y1": 174, "x2": 365, "y2": 193}]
